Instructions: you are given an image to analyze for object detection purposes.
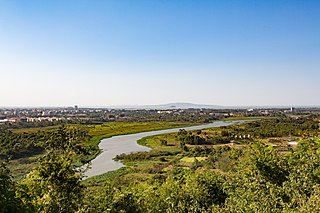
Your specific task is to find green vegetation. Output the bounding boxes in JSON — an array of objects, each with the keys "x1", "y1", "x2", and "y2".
[
  {"x1": 87, "y1": 121, "x2": 195, "y2": 137},
  {"x1": 1, "y1": 121, "x2": 195, "y2": 179},
  {"x1": 82, "y1": 115, "x2": 320, "y2": 212},
  {"x1": 81, "y1": 138, "x2": 320, "y2": 212},
  {"x1": 2, "y1": 115, "x2": 320, "y2": 212},
  {"x1": 0, "y1": 126, "x2": 89, "y2": 179},
  {"x1": 180, "y1": 156, "x2": 207, "y2": 162},
  {"x1": 82, "y1": 121, "x2": 199, "y2": 163},
  {"x1": 0, "y1": 127, "x2": 83, "y2": 212},
  {"x1": 0, "y1": 130, "x2": 44, "y2": 160},
  {"x1": 228, "y1": 116, "x2": 319, "y2": 138}
]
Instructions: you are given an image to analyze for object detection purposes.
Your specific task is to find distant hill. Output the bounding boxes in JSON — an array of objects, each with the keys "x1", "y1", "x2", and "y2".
[{"x1": 108, "y1": 103, "x2": 223, "y2": 110}]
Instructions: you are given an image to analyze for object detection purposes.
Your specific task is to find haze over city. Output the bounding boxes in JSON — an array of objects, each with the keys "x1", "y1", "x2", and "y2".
[{"x1": 1, "y1": 0, "x2": 320, "y2": 107}]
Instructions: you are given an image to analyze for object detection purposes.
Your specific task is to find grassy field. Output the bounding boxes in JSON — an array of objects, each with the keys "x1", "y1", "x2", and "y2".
[
  {"x1": 8, "y1": 154, "x2": 42, "y2": 181},
  {"x1": 180, "y1": 156, "x2": 208, "y2": 162},
  {"x1": 87, "y1": 121, "x2": 196, "y2": 136}
]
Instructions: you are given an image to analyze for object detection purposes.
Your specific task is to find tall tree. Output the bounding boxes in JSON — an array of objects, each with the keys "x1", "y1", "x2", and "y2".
[{"x1": 21, "y1": 126, "x2": 85, "y2": 213}]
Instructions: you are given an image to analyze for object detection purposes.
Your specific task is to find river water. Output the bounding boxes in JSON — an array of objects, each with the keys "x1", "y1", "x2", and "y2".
[{"x1": 84, "y1": 120, "x2": 246, "y2": 178}]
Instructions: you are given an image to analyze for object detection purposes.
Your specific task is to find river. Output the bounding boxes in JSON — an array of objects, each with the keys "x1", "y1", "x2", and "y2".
[{"x1": 84, "y1": 120, "x2": 246, "y2": 178}]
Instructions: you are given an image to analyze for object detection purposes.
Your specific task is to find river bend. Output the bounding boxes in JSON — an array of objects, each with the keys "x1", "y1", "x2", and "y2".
[{"x1": 85, "y1": 120, "x2": 246, "y2": 178}]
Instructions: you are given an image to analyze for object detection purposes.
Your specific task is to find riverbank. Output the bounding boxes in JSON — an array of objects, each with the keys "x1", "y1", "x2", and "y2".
[
  {"x1": 6, "y1": 121, "x2": 198, "y2": 179},
  {"x1": 80, "y1": 121, "x2": 202, "y2": 165},
  {"x1": 84, "y1": 120, "x2": 247, "y2": 178}
]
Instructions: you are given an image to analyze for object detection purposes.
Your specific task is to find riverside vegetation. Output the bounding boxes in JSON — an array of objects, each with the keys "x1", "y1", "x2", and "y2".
[
  {"x1": 1, "y1": 121, "x2": 195, "y2": 179},
  {"x1": 1, "y1": 115, "x2": 320, "y2": 212}
]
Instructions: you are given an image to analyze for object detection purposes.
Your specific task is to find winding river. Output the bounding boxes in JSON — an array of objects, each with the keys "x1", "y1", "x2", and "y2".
[{"x1": 84, "y1": 120, "x2": 246, "y2": 178}]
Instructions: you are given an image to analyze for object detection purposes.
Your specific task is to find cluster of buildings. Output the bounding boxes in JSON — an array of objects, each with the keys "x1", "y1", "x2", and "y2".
[
  {"x1": 0, "y1": 106, "x2": 319, "y2": 126},
  {"x1": 0, "y1": 106, "x2": 80, "y2": 124}
]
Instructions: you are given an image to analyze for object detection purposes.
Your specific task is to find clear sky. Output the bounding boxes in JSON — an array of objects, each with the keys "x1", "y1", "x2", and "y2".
[{"x1": 1, "y1": 0, "x2": 320, "y2": 107}]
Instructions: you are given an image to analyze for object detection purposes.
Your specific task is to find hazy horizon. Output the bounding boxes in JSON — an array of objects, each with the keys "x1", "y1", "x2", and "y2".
[
  {"x1": 1, "y1": 102, "x2": 320, "y2": 109},
  {"x1": 1, "y1": 1, "x2": 320, "y2": 107}
]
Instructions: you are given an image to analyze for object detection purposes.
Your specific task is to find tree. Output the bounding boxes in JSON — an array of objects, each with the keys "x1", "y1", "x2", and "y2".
[
  {"x1": 21, "y1": 126, "x2": 85, "y2": 213},
  {"x1": 0, "y1": 161, "x2": 20, "y2": 213},
  {"x1": 0, "y1": 161, "x2": 33, "y2": 213}
]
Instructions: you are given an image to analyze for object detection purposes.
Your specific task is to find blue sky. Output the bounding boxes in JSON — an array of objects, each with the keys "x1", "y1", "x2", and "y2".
[{"x1": 1, "y1": 0, "x2": 320, "y2": 107}]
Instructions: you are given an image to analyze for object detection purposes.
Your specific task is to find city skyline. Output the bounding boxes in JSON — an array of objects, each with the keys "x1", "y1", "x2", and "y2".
[{"x1": 1, "y1": 0, "x2": 320, "y2": 107}]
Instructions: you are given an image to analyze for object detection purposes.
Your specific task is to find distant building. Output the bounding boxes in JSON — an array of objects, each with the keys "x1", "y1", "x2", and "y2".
[
  {"x1": 8, "y1": 118, "x2": 18, "y2": 123},
  {"x1": 74, "y1": 105, "x2": 78, "y2": 110},
  {"x1": 285, "y1": 107, "x2": 296, "y2": 114},
  {"x1": 0, "y1": 119, "x2": 8, "y2": 123},
  {"x1": 20, "y1": 117, "x2": 27, "y2": 122}
]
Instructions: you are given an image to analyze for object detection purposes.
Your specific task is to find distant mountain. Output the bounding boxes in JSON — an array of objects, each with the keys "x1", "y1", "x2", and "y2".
[{"x1": 108, "y1": 103, "x2": 223, "y2": 110}]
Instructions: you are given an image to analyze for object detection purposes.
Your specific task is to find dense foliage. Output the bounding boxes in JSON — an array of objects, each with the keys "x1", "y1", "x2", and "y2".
[
  {"x1": 0, "y1": 127, "x2": 85, "y2": 213},
  {"x1": 0, "y1": 130, "x2": 44, "y2": 160},
  {"x1": 178, "y1": 129, "x2": 230, "y2": 145},
  {"x1": 228, "y1": 116, "x2": 319, "y2": 138},
  {"x1": 0, "y1": 126, "x2": 89, "y2": 161},
  {"x1": 177, "y1": 117, "x2": 319, "y2": 147},
  {"x1": 84, "y1": 139, "x2": 320, "y2": 212}
]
